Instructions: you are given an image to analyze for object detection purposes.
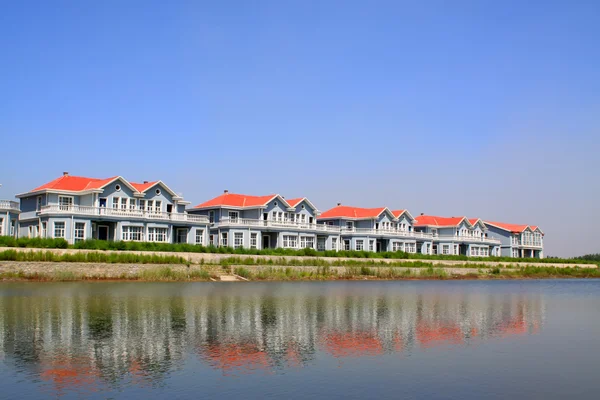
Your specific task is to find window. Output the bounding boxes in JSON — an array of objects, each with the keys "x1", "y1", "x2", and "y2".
[
  {"x1": 221, "y1": 232, "x2": 228, "y2": 247},
  {"x1": 370, "y1": 240, "x2": 375, "y2": 252},
  {"x1": 148, "y1": 227, "x2": 168, "y2": 242},
  {"x1": 115, "y1": 184, "x2": 121, "y2": 191},
  {"x1": 283, "y1": 235, "x2": 297, "y2": 248},
  {"x1": 74, "y1": 222, "x2": 85, "y2": 242},
  {"x1": 355, "y1": 240, "x2": 364, "y2": 251},
  {"x1": 317, "y1": 237, "x2": 326, "y2": 251},
  {"x1": 195, "y1": 229, "x2": 204, "y2": 245},
  {"x1": 234, "y1": 232, "x2": 243, "y2": 248},
  {"x1": 405, "y1": 243, "x2": 416, "y2": 253},
  {"x1": 289, "y1": 213, "x2": 295, "y2": 222},
  {"x1": 209, "y1": 234, "x2": 215, "y2": 246},
  {"x1": 209, "y1": 211, "x2": 215, "y2": 223},
  {"x1": 122, "y1": 226, "x2": 143, "y2": 241},
  {"x1": 432, "y1": 245, "x2": 438, "y2": 255},
  {"x1": 41, "y1": 222, "x2": 47, "y2": 238},
  {"x1": 274, "y1": 201, "x2": 278, "y2": 206},
  {"x1": 229, "y1": 211, "x2": 239, "y2": 223},
  {"x1": 156, "y1": 189, "x2": 161, "y2": 195},
  {"x1": 470, "y1": 247, "x2": 480, "y2": 256},
  {"x1": 442, "y1": 245, "x2": 450, "y2": 255},
  {"x1": 139, "y1": 200, "x2": 146, "y2": 211},
  {"x1": 301, "y1": 204, "x2": 305, "y2": 209},
  {"x1": 454, "y1": 245, "x2": 459, "y2": 255},
  {"x1": 344, "y1": 240, "x2": 350, "y2": 251},
  {"x1": 58, "y1": 196, "x2": 73, "y2": 210},
  {"x1": 300, "y1": 236, "x2": 314, "y2": 248},
  {"x1": 28, "y1": 226, "x2": 33, "y2": 238},
  {"x1": 36, "y1": 196, "x2": 42, "y2": 211},
  {"x1": 331, "y1": 237, "x2": 338, "y2": 251},
  {"x1": 154, "y1": 201, "x2": 162, "y2": 213},
  {"x1": 345, "y1": 221, "x2": 354, "y2": 230},
  {"x1": 54, "y1": 222, "x2": 65, "y2": 238},
  {"x1": 250, "y1": 233, "x2": 258, "y2": 249},
  {"x1": 129, "y1": 199, "x2": 136, "y2": 210},
  {"x1": 120, "y1": 197, "x2": 128, "y2": 210},
  {"x1": 392, "y1": 242, "x2": 402, "y2": 252},
  {"x1": 113, "y1": 197, "x2": 119, "y2": 209},
  {"x1": 0, "y1": 218, "x2": 3, "y2": 235}
]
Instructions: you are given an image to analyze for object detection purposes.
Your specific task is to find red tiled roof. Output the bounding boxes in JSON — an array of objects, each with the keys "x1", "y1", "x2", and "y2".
[
  {"x1": 130, "y1": 181, "x2": 158, "y2": 192},
  {"x1": 414, "y1": 215, "x2": 466, "y2": 227},
  {"x1": 286, "y1": 198, "x2": 303, "y2": 207},
  {"x1": 31, "y1": 175, "x2": 118, "y2": 193},
  {"x1": 193, "y1": 193, "x2": 278, "y2": 209},
  {"x1": 318, "y1": 205, "x2": 386, "y2": 219},
  {"x1": 484, "y1": 221, "x2": 531, "y2": 233},
  {"x1": 391, "y1": 209, "x2": 406, "y2": 218}
]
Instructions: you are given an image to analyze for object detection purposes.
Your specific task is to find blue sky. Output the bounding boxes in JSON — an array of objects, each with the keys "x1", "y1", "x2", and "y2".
[{"x1": 1, "y1": 1, "x2": 598, "y2": 256}]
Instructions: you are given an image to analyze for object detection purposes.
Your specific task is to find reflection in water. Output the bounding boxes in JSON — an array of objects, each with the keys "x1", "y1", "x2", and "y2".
[{"x1": 0, "y1": 283, "x2": 545, "y2": 396}]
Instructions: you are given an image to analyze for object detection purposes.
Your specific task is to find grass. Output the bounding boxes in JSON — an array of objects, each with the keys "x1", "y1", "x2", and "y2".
[
  {"x1": 1, "y1": 236, "x2": 596, "y2": 265},
  {"x1": 0, "y1": 249, "x2": 187, "y2": 264}
]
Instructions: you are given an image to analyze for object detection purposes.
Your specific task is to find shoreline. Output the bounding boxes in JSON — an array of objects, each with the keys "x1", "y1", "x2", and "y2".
[{"x1": 1, "y1": 261, "x2": 599, "y2": 282}]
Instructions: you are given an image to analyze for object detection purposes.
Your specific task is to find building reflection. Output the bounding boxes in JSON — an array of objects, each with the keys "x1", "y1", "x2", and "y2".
[{"x1": 0, "y1": 284, "x2": 545, "y2": 394}]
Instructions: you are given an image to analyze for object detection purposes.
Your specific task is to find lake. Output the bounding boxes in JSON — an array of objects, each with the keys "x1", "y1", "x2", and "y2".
[{"x1": 0, "y1": 280, "x2": 599, "y2": 399}]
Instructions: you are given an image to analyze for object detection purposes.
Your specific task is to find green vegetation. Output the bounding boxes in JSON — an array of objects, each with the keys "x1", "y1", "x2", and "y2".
[
  {"x1": 1, "y1": 237, "x2": 594, "y2": 265},
  {"x1": 0, "y1": 249, "x2": 187, "y2": 264}
]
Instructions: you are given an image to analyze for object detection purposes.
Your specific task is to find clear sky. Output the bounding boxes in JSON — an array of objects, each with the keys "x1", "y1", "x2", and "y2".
[{"x1": 1, "y1": 1, "x2": 598, "y2": 257}]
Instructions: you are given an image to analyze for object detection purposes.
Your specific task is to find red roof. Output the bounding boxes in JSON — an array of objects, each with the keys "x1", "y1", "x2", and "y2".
[
  {"x1": 484, "y1": 221, "x2": 531, "y2": 233},
  {"x1": 392, "y1": 209, "x2": 406, "y2": 218},
  {"x1": 286, "y1": 198, "x2": 303, "y2": 207},
  {"x1": 318, "y1": 205, "x2": 386, "y2": 219},
  {"x1": 414, "y1": 215, "x2": 467, "y2": 227},
  {"x1": 30, "y1": 175, "x2": 118, "y2": 193},
  {"x1": 194, "y1": 193, "x2": 278, "y2": 209},
  {"x1": 130, "y1": 181, "x2": 158, "y2": 192}
]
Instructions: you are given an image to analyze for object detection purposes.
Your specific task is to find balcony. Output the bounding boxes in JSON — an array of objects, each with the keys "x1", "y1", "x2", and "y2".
[
  {"x1": 0, "y1": 200, "x2": 20, "y2": 212},
  {"x1": 518, "y1": 240, "x2": 543, "y2": 248},
  {"x1": 433, "y1": 234, "x2": 502, "y2": 245},
  {"x1": 340, "y1": 227, "x2": 433, "y2": 239},
  {"x1": 39, "y1": 204, "x2": 210, "y2": 224},
  {"x1": 214, "y1": 217, "x2": 342, "y2": 233}
]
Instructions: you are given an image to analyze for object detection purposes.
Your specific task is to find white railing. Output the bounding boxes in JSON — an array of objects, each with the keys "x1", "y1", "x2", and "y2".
[
  {"x1": 39, "y1": 204, "x2": 210, "y2": 224},
  {"x1": 339, "y1": 227, "x2": 433, "y2": 239},
  {"x1": 0, "y1": 200, "x2": 20, "y2": 211},
  {"x1": 431, "y1": 234, "x2": 501, "y2": 244},
  {"x1": 520, "y1": 240, "x2": 543, "y2": 247},
  {"x1": 215, "y1": 217, "x2": 343, "y2": 232}
]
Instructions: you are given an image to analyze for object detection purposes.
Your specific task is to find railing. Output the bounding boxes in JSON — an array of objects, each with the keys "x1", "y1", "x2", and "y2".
[
  {"x1": 432, "y1": 234, "x2": 501, "y2": 244},
  {"x1": 520, "y1": 240, "x2": 543, "y2": 247},
  {"x1": 339, "y1": 227, "x2": 433, "y2": 239},
  {"x1": 215, "y1": 217, "x2": 342, "y2": 232},
  {"x1": 39, "y1": 204, "x2": 210, "y2": 223},
  {"x1": 0, "y1": 200, "x2": 20, "y2": 211}
]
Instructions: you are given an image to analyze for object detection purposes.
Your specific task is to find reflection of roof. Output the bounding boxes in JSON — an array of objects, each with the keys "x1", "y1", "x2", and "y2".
[
  {"x1": 201, "y1": 343, "x2": 271, "y2": 374},
  {"x1": 40, "y1": 356, "x2": 100, "y2": 394},
  {"x1": 495, "y1": 315, "x2": 527, "y2": 337},
  {"x1": 416, "y1": 322, "x2": 464, "y2": 348},
  {"x1": 321, "y1": 332, "x2": 383, "y2": 357}
]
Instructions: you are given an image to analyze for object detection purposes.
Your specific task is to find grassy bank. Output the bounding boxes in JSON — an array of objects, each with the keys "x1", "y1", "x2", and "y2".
[
  {"x1": 1, "y1": 236, "x2": 595, "y2": 265},
  {"x1": 0, "y1": 266, "x2": 213, "y2": 282},
  {"x1": 230, "y1": 265, "x2": 600, "y2": 281},
  {"x1": 0, "y1": 249, "x2": 188, "y2": 264}
]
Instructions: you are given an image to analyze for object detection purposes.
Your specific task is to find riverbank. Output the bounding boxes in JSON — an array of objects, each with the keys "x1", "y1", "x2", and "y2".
[{"x1": 1, "y1": 260, "x2": 599, "y2": 282}]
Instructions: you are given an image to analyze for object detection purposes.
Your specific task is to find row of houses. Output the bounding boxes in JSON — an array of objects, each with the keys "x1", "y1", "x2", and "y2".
[{"x1": 0, "y1": 173, "x2": 544, "y2": 258}]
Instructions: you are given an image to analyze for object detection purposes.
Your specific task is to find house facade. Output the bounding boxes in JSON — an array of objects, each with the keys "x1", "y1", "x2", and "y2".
[
  {"x1": 484, "y1": 221, "x2": 544, "y2": 258},
  {"x1": 0, "y1": 198, "x2": 20, "y2": 238},
  {"x1": 16, "y1": 172, "x2": 210, "y2": 245},
  {"x1": 316, "y1": 204, "x2": 432, "y2": 253},
  {"x1": 188, "y1": 191, "x2": 339, "y2": 250},
  {"x1": 413, "y1": 215, "x2": 502, "y2": 257}
]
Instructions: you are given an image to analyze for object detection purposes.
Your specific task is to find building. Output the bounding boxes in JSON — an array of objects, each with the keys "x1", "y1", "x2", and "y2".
[
  {"x1": 316, "y1": 204, "x2": 432, "y2": 253},
  {"x1": 0, "y1": 197, "x2": 20, "y2": 238},
  {"x1": 484, "y1": 221, "x2": 544, "y2": 258},
  {"x1": 413, "y1": 215, "x2": 502, "y2": 257},
  {"x1": 188, "y1": 191, "x2": 339, "y2": 250},
  {"x1": 15, "y1": 172, "x2": 210, "y2": 244}
]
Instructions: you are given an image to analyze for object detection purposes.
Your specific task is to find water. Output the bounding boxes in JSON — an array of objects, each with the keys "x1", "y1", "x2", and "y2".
[{"x1": 0, "y1": 280, "x2": 599, "y2": 399}]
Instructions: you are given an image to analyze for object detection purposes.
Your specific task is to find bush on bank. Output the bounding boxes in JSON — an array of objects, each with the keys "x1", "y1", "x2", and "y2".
[{"x1": 0, "y1": 236, "x2": 596, "y2": 265}]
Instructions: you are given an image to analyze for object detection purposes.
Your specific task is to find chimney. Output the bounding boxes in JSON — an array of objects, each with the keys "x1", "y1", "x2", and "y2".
[
  {"x1": 63, "y1": 171, "x2": 69, "y2": 176},
  {"x1": 420, "y1": 213, "x2": 424, "y2": 215},
  {"x1": 224, "y1": 189, "x2": 229, "y2": 194},
  {"x1": 337, "y1": 202, "x2": 342, "y2": 206},
  {"x1": 143, "y1": 180, "x2": 149, "y2": 184}
]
